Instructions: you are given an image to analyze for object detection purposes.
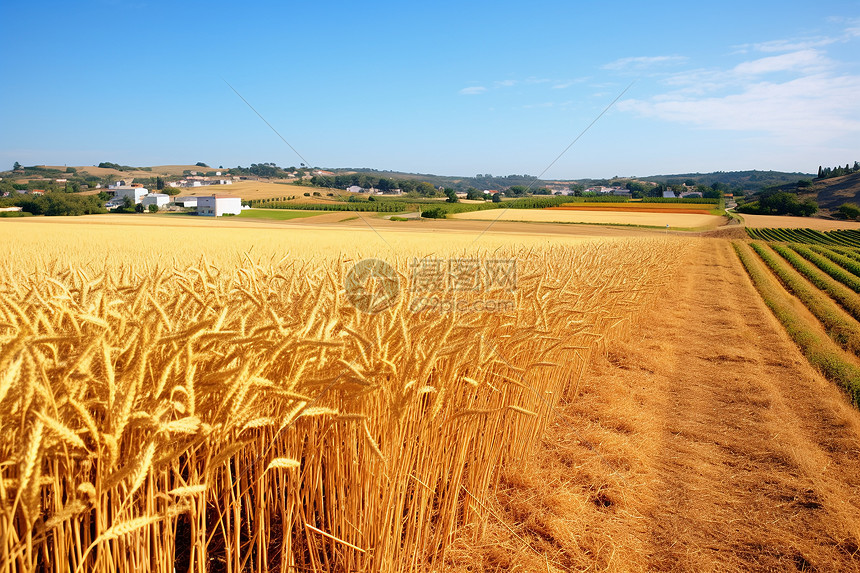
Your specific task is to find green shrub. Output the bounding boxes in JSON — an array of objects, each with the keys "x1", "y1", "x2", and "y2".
[
  {"x1": 421, "y1": 207, "x2": 446, "y2": 219},
  {"x1": 838, "y1": 203, "x2": 860, "y2": 220}
]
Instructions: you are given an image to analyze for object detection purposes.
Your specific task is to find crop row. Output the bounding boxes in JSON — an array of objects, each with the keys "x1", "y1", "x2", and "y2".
[
  {"x1": 738, "y1": 240, "x2": 860, "y2": 406},
  {"x1": 733, "y1": 242, "x2": 860, "y2": 405},
  {"x1": 746, "y1": 227, "x2": 860, "y2": 247}
]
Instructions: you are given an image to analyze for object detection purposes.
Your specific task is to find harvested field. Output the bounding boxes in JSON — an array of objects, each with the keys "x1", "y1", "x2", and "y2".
[
  {"x1": 178, "y1": 180, "x2": 331, "y2": 201},
  {"x1": 740, "y1": 213, "x2": 860, "y2": 230},
  {"x1": 451, "y1": 208, "x2": 725, "y2": 229}
]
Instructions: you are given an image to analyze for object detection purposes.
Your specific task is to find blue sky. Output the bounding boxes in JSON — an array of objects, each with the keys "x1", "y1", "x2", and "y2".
[{"x1": 1, "y1": 0, "x2": 859, "y2": 179}]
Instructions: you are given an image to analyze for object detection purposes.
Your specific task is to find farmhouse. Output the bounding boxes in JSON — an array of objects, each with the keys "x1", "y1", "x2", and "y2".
[
  {"x1": 141, "y1": 194, "x2": 170, "y2": 209},
  {"x1": 346, "y1": 185, "x2": 363, "y2": 193},
  {"x1": 197, "y1": 195, "x2": 242, "y2": 217},
  {"x1": 174, "y1": 196, "x2": 198, "y2": 208},
  {"x1": 112, "y1": 187, "x2": 148, "y2": 204}
]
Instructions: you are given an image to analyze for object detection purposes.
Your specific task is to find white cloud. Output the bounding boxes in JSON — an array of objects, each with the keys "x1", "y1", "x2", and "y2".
[
  {"x1": 619, "y1": 73, "x2": 860, "y2": 143},
  {"x1": 735, "y1": 20, "x2": 860, "y2": 53},
  {"x1": 732, "y1": 49, "x2": 831, "y2": 75},
  {"x1": 459, "y1": 86, "x2": 487, "y2": 95},
  {"x1": 749, "y1": 37, "x2": 839, "y2": 53},
  {"x1": 494, "y1": 79, "x2": 517, "y2": 87},
  {"x1": 602, "y1": 55, "x2": 688, "y2": 71}
]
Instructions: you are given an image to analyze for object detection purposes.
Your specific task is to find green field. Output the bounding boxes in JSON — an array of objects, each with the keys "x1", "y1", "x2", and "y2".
[{"x1": 237, "y1": 208, "x2": 326, "y2": 220}]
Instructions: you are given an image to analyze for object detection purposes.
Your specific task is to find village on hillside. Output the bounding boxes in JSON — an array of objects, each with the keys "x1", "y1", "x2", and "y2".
[{"x1": 103, "y1": 178, "x2": 244, "y2": 216}]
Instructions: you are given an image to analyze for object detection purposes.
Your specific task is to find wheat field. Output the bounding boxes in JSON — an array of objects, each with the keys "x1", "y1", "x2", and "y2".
[{"x1": 0, "y1": 221, "x2": 685, "y2": 572}]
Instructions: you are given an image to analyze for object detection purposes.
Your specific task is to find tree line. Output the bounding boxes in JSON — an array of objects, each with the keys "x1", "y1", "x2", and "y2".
[
  {"x1": 817, "y1": 162, "x2": 860, "y2": 180},
  {"x1": 0, "y1": 191, "x2": 106, "y2": 216},
  {"x1": 309, "y1": 174, "x2": 440, "y2": 197},
  {"x1": 735, "y1": 190, "x2": 818, "y2": 217}
]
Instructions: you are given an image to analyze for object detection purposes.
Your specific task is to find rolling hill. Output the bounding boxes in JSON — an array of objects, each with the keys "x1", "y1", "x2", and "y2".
[{"x1": 802, "y1": 172, "x2": 860, "y2": 212}]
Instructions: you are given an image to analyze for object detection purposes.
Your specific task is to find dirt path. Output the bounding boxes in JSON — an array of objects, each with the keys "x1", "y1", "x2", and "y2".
[
  {"x1": 640, "y1": 239, "x2": 860, "y2": 571},
  {"x1": 448, "y1": 239, "x2": 860, "y2": 572}
]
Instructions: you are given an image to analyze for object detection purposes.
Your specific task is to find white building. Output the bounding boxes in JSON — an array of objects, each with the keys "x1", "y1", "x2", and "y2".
[
  {"x1": 141, "y1": 193, "x2": 170, "y2": 209},
  {"x1": 346, "y1": 185, "x2": 362, "y2": 193},
  {"x1": 174, "y1": 196, "x2": 198, "y2": 208},
  {"x1": 112, "y1": 187, "x2": 148, "y2": 204},
  {"x1": 197, "y1": 195, "x2": 242, "y2": 216}
]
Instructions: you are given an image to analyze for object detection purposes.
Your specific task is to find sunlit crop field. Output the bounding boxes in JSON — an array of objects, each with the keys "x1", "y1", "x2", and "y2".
[
  {"x1": 0, "y1": 220, "x2": 687, "y2": 572},
  {"x1": 451, "y1": 208, "x2": 724, "y2": 229}
]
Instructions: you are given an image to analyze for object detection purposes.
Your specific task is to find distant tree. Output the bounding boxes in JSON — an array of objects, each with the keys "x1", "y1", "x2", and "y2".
[
  {"x1": 12, "y1": 162, "x2": 21, "y2": 171},
  {"x1": 507, "y1": 185, "x2": 528, "y2": 197},
  {"x1": 134, "y1": 203, "x2": 144, "y2": 213},
  {"x1": 444, "y1": 188, "x2": 459, "y2": 203},
  {"x1": 569, "y1": 183, "x2": 585, "y2": 196},
  {"x1": 491, "y1": 193, "x2": 502, "y2": 203},
  {"x1": 148, "y1": 204, "x2": 159, "y2": 213},
  {"x1": 796, "y1": 179, "x2": 813, "y2": 189},
  {"x1": 684, "y1": 179, "x2": 695, "y2": 186},
  {"x1": 818, "y1": 166, "x2": 824, "y2": 178},
  {"x1": 156, "y1": 177, "x2": 165, "y2": 190},
  {"x1": 740, "y1": 191, "x2": 818, "y2": 216},
  {"x1": 65, "y1": 167, "x2": 77, "y2": 174},
  {"x1": 416, "y1": 182, "x2": 437, "y2": 197},
  {"x1": 196, "y1": 162, "x2": 209, "y2": 167},
  {"x1": 466, "y1": 187, "x2": 484, "y2": 201}
]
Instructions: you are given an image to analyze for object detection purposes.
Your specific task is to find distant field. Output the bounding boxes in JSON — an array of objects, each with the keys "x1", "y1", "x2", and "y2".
[
  {"x1": 740, "y1": 213, "x2": 860, "y2": 230},
  {"x1": 452, "y1": 208, "x2": 725, "y2": 229},
  {"x1": 237, "y1": 208, "x2": 325, "y2": 220},
  {"x1": 40, "y1": 164, "x2": 214, "y2": 178},
  {"x1": 0, "y1": 217, "x2": 612, "y2": 261},
  {"x1": 180, "y1": 181, "x2": 334, "y2": 201},
  {"x1": 556, "y1": 202, "x2": 716, "y2": 215}
]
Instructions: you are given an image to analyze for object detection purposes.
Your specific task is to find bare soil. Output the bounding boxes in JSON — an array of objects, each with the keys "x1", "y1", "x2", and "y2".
[{"x1": 446, "y1": 239, "x2": 860, "y2": 572}]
